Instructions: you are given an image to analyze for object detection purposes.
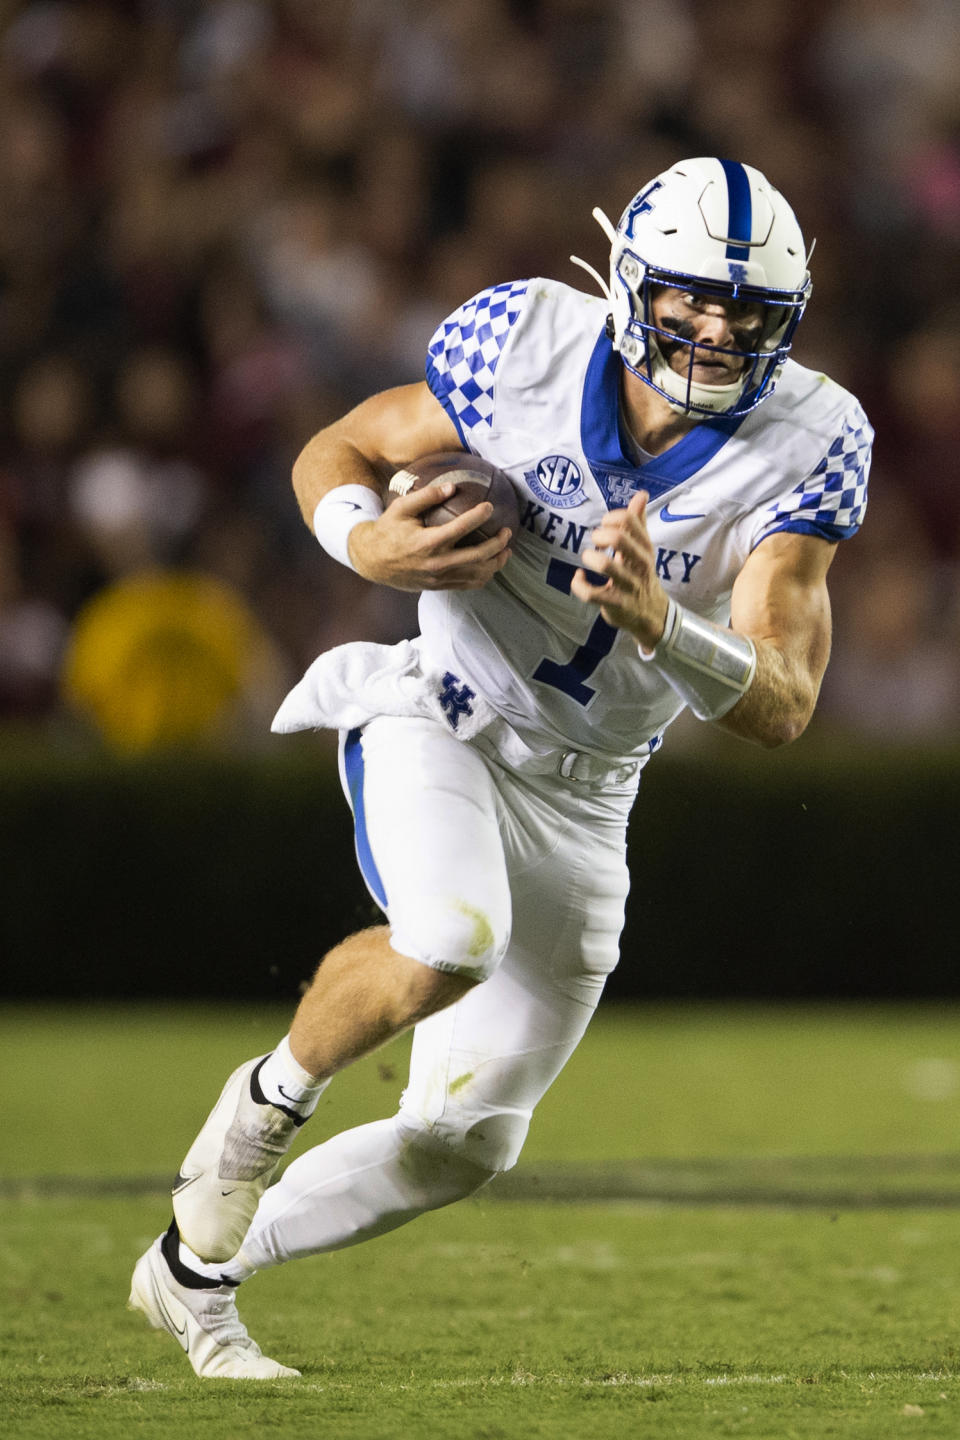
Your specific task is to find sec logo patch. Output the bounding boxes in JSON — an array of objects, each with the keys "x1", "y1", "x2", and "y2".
[{"x1": 524, "y1": 455, "x2": 585, "y2": 510}]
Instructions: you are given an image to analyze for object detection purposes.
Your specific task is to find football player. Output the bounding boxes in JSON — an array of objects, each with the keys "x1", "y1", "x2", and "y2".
[{"x1": 129, "y1": 157, "x2": 871, "y2": 1377}]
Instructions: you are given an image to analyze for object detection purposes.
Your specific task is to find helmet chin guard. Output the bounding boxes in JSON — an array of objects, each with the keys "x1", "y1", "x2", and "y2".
[
  {"x1": 620, "y1": 328, "x2": 750, "y2": 416},
  {"x1": 571, "y1": 157, "x2": 812, "y2": 418}
]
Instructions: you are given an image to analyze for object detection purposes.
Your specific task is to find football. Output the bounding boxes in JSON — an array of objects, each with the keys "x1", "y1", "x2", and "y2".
[{"x1": 388, "y1": 451, "x2": 521, "y2": 545}]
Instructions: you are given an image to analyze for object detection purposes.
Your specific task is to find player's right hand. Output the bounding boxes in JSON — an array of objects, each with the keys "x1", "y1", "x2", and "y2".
[
  {"x1": 572, "y1": 491, "x2": 670, "y2": 650},
  {"x1": 348, "y1": 482, "x2": 513, "y2": 592}
]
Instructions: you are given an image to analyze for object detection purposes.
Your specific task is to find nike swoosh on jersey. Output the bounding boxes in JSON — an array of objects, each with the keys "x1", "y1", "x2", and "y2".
[
  {"x1": 330, "y1": 500, "x2": 362, "y2": 511},
  {"x1": 659, "y1": 504, "x2": 706, "y2": 523}
]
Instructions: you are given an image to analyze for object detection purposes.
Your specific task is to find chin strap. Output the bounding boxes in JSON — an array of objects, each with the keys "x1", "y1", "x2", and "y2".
[
  {"x1": 623, "y1": 325, "x2": 755, "y2": 417},
  {"x1": 568, "y1": 253, "x2": 611, "y2": 303},
  {"x1": 569, "y1": 206, "x2": 618, "y2": 303},
  {"x1": 653, "y1": 349, "x2": 748, "y2": 415}
]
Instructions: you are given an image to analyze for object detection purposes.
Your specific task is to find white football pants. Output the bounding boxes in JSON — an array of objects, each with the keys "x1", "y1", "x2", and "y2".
[{"x1": 239, "y1": 716, "x2": 636, "y2": 1272}]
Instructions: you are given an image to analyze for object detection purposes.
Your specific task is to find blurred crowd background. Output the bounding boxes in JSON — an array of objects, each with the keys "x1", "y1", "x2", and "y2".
[{"x1": 1, "y1": 0, "x2": 958, "y2": 754}]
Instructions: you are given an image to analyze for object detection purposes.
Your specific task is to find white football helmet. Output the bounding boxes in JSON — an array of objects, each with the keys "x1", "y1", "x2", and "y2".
[{"x1": 571, "y1": 157, "x2": 812, "y2": 417}]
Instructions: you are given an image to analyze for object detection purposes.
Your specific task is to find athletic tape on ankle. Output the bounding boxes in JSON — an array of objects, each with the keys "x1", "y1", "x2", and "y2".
[
  {"x1": 640, "y1": 597, "x2": 757, "y2": 721},
  {"x1": 313, "y1": 485, "x2": 384, "y2": 571}
]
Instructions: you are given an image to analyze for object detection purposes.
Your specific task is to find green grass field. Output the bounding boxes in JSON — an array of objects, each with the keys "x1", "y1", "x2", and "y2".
[{"x1": 3, "y1": 1001, "x2": 960, "y2": 1438}]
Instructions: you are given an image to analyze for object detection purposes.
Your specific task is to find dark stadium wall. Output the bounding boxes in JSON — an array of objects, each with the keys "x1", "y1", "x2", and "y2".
[{"x1": 1, "y1": 744, "x2": 956, "y2": 1001}]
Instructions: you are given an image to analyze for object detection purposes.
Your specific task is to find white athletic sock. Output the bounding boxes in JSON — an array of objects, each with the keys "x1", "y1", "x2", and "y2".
[
  {"x1": 237, "y1": 1115, "x2": 495, "y2": 1270},
  {"x1": 254, "y1": 1035, "x2": 328, "y2": 1119}
]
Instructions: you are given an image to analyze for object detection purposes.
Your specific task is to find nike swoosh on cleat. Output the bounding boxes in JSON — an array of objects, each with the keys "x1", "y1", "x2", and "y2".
[
  {"x1": 153, "y1": 1287, "x2": 189, "y2": 1350},
  {"x1": 172, "y1": 1172, "x2": 199, "y2": 1194},
  {"x1": 659, "y1": 504, "x2": 706, "y2": 523}
]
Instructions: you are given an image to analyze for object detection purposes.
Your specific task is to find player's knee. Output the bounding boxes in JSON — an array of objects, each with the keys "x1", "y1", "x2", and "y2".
[
  {"x1": 391, "y1": 896, "x2": 510, "y2": 982},
  {"x1": 397, "y1": 1101, "x2": 530, "y2": 1174},
  {"x1": 392, "y1": 1113, "x2": 499, "y2": 1198}
]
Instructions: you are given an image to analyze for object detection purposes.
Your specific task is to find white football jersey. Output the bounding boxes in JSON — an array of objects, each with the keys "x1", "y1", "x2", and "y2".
[{"x1": 420, "y1": 277, "x2": 871, "y2": 764}]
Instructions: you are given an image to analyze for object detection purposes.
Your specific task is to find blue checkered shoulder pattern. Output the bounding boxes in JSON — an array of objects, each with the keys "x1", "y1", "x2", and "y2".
[
  {"x1": 760, "y1": 406, "x2": 872, "y2": 543},
  {"x1": 426, "y1": 281, "x2": 529, "y2": 438}
]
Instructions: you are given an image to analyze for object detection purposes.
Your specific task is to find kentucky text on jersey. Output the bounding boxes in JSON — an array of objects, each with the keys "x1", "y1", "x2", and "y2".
[{"x1": 519, "y1": 501, "x2": 589, "y2": 552}]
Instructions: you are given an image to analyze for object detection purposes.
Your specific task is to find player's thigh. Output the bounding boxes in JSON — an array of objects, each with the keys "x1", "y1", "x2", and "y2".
[
  {"x1": 340, "y1": 716, "x2": 511, "y2": 978},
  {"x1": 502, "y1": 768, "x2": 633, "y2": 1001},
  {"x1": 399, "y1": 770, "x2": 633, "y2": 1170}
]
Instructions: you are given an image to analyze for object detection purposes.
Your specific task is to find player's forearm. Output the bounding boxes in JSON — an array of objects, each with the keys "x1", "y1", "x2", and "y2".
[
  {"x1": 713, "y1": 637, "x2": 824, "y2": 748},
  {"x1": 294, "y1": 414, "x2": 511, "y2": 592},
  {"x1": 291, "y1": 426, "x2": 385, "y2": 531},
  {"x1": 292, "y1": 382, "x2": 466, "y2": 535},
  {"x1": 707, "y1": 531, "x2": 835, "y2": 748},
  {"x1": 638, "y1": 601, "x2": 824, "y2": 749}
]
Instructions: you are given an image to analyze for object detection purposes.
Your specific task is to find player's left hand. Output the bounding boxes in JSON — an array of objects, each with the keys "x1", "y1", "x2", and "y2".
[{"x1": 571, "y1": 491, "x2": 670, "y2": 651}]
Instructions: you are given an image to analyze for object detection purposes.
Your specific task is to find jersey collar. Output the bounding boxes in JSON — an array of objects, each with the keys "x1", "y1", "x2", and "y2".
[{"x1": 580, "y1": 329, "x2": 746, "y2": 507}]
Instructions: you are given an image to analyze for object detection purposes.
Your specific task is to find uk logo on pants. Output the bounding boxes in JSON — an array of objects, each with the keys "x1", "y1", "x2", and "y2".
[{"x1": 439, "y1": 672, "x2": 476, "y2": 731}]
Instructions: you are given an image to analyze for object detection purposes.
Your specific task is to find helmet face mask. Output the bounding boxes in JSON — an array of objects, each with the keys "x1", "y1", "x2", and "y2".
[{"x1": 574, "y1": 158, "x2": 812, "y2": 419}]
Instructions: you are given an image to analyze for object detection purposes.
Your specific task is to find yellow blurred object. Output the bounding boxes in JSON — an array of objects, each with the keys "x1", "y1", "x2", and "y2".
[{"x1": 62, "y1": 569, "x2": 279, "y2": 751}]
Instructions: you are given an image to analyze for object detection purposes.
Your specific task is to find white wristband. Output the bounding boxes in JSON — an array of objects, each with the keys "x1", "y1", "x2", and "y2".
[{"x1": 313, "y1": 486, "x2": 384, "y2": 571}]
